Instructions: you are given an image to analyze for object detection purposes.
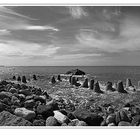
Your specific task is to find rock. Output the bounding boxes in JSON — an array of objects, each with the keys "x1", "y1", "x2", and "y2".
[
  {"x1": 89, "y1": 79, "x2": 94, "y2": 90},
  {"x1": 66, "y1": 69, "x2": 85, "y2": 75},
  {"x1": 24, "y1": 100, "x2": 35, "y2": 108},
  {"x1": 100, "y1": 120, "x2": 107, "y2": 126},
  {"x1": 34, "y1": 96, "x2": 46, "y2": 104},
  {"x1": 68, "y1": 119, "x2": 79, "y2": 126},
  {"x1": 82, "y1": 78, "x2": 88, "y2": 88},
  {"x1": 26, "y1": 95, "x2": 35, "y2": 101},
  {"x1": 22, "y1": 76, "x2": 27, "y2": 83},
  {"x1": 106, "y1": 82, "x2": 115, "y2": 92},
  {"x1": 36, "y1": 105, "x2": 54, "y2": 119},
  {"x1": 0, "y1": 80, "x2": 8, "y2": 86},
  {"x1": 118, "y1": 121, "x2": 131, "y2": 126},
  {"x1": 54, "y1": 110, "x2": 70, "y2": 124},
  {"x1": 94, "y1": 81, "x2": 103, "y2": 93},
  {"x1": 51, "y1": 76, "x2": 56, "y2": 84},
  {"x1": 68, "y1": 119, "x2": 87, "y2": 126},
  {"x1": 73, "y1": 109, "x2": 103, "y2": 126},
  {"x1": 0, "y1": 111, "x2": 32, "y2": 126},
  {"x1": 107, "y1": 106, "x2": 114, "y2": 114},
  {"x1": 9, "y1": 88, "x2": 18, "y2": 94},
  {"x1": 115, "y1": 109, "x2": 131, "y2": 125},
  {"x1": 14, "y1": 107, "x2": 36, "y2": 121},
  {"x1": 0, "y1": 102, "x2": 8, "y2": 112},
  {"x1": 33, "y1": 75, "x2": 37, "y2": 80},
  {"x1": 131, "y1": 115, "x2": 140, "y2": 126},
  {"x1": 126, "y1": 78, "x2": 133, "y2": 88},
  {"x1": 77, "y1": 121, "x2": 87, "y2": 126},
  {"x1": 117, "y1": 81, "x2": 127, "y2": 93},
  {"x1": 18, "y1": 94, "x2": 26, "y2": 101},
  {"x1": 20, "y1": 84, "x2": 28, "y2": 89},
  {"x1": 12, "y1": 76, "x2": 16, "y2": 80},
  {"x1": 46, "y1": 100, "x2": 59, "y2": 110},
  {"x1": 19, "y1": 89, "x2": 32, "y2": 96},
  {"x1": 33, "y1": 119, "x2": 45, "y2": 126},
  {"x1": 0, "y1": 91, "x2": 12, "y2": 100},
  {"x1": 12, "y1": 83, "x2": 21, "y2": 89},
  {"x1": 17, "y1": 76, "x2": 21, "y2": 82},
  {"x1": 108, "y1": 123, "x2": 116, "y2": 126},
  {"x1": 67, "y1": 112, "x2": 76, "y2": 120},
  {"x1": 3, "y1": 98, "x2": 11, "y2": 106},
  {"x1": 34, "y1": 88, "x2": 42, "y2": 95},
  {"x1": 11, "y1": 96, "x2": 19, "y2": 103},
  {"x1": 46, "y1": 116, "x2": 60, "y2": 126},
  {"x1": 106, "y1": 114, "x2": 116, "y2": 124},
  {"x1": 61, "y1": 123, "x2": 67, "y2": 126}
]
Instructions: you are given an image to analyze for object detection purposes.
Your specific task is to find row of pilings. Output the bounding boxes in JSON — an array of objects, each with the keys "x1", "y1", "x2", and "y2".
[{"x1": 51, "y1": 75, "x2": 136, "y2": 93}]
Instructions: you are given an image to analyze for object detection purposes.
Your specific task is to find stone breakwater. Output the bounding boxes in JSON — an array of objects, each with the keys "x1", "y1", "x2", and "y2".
[{"x1": 0, "y1": 74, "x2": 140, "y2": 126}]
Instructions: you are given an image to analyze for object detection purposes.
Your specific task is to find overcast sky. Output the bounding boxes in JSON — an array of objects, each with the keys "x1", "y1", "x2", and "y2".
[{"x1": 0, "y1": 6, "x2": 140, "y2": 66}]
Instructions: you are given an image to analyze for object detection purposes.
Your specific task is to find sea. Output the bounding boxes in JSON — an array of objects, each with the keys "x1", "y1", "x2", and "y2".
[{"x1": 0, "y1": 66, "x2": 140, "y2": 86}]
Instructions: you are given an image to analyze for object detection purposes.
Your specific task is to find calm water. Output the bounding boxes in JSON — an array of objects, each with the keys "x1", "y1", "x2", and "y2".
[{"x1": 0, "y1": 66, "x2": 140, "y2": 85}]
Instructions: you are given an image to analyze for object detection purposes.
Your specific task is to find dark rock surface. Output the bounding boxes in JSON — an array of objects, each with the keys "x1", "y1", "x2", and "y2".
[{"x1": 0, "y1": 111, "x2": 32, "y2": 126}]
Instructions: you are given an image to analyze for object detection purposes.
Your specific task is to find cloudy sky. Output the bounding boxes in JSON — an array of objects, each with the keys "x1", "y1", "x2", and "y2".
[{"x1": 0, "y1": 6, "x2": 140, "y2": 66}]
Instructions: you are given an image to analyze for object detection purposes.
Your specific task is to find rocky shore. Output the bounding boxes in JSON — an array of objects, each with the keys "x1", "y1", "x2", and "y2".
[{"x1": 0, "y1": 72, "x2": 140, "y2": 126}]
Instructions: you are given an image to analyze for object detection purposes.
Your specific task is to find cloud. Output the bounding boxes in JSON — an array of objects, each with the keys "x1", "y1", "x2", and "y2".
[
  {"x1": 0, "y1": 6, "x2": 59, "y2": 32},
  {"x1": 21, "y1": 25, "x2": 59, "y2": 31},
  {"x1": 68, "y1": 6, "x2": 88, "y2": 19},
  {"x1": 0, "y1": 40, "x2": 60, "y2": 58},
  {"x1": 0, "y1": 6, "x2": 37, "y2": 20},
  {"x1": 0, "y1": 29, "x2": 10, "y2": 35}
]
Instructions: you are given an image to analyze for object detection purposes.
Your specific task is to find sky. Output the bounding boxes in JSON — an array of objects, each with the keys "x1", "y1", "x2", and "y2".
[{"x1": 0, "y1": 6, "x2": 140, "y2": 66}]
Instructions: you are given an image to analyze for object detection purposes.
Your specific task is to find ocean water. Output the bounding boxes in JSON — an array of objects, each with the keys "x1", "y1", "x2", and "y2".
[{"x1": 0, "y1": 66, "x2": 140, "y2": 86}]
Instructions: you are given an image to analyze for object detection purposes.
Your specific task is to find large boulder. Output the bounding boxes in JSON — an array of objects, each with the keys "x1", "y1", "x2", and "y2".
[
  {"x1": 34, "y1": 95, "x2": 46, "y2": 104},
  {"x1": 24, "y1": 99, "x2": 35, "y2": 109},
  {"x1": 131, "y1": 115, "x2": 140, "y2": 126},
  {"x1": 66, "y1": 69, "x2": 85, "y2": 75},
  {"x1": 54, "y1": 110, "x2": 70, "y2": 124},
  {"x1": 73, "y1": 109, "x2": 103, "y2": 126},
  {"x1": 68, "y1": 119, "x2": 87, "y2": 126},
  {"x1": 33, "y1": 119, "x2": 45, "y2": 126},
  {"x1": 0, "y1": 91, "x2": 12, "y2": 100},
  {"x1": 46, "y1": 116, "x2": 60, "y2": 126},
  {"x1": 0, "y1": 111, "x2": 32, "y2": 126},
  {"x1": 19, "y1": 89, "x2": 32, "y2": 96},
  {"x1": 36, "y1": 105, "x2": 54, "y2": 119},
  {"x1": 118, "y1": 121, "x2": 131, "y2": 126},
  {"x1": 115, "y1": 109, "x2": 131, "y2": 125},
  {"x1": 14, "y1": 108, "x2": 36, "y2": 121},
  {"x1": 9, "y1": 88, "x2": 18, "y2": 94}
]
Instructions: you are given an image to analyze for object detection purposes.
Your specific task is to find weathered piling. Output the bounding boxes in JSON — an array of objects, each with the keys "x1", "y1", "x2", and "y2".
[
  {"x1": 89, "y1": 79, "x2": 94, "y2": 90},
  {"x1": 22, "y1": 76, "x2": 27, "y2": 83},
  {"x1": 17, "y1": 76, "x2": 21, "y2": 82},
  {"x1": 71, "y1": 77, "x2": 76, "y2": 85},
  {"x1": 106, "y1": 81, "x2": 115, "y2": 92},
  {"x1": 82, "y1": 78, "x2": 88, "y2": 88},
  {"x1": 12, "y1": 76, "x2": 16, "y2": 80},
  {"x1": 126, "y1": 78, "x2": 133, "y2": 88},
  {"x1": 117, "y1": 81, "x2": 127, "y2": 93},
  {"x1": 51, "y1": 76, "x2": 56, "y2": 84},
  {"x1": 94, "y1": 81, "x2": 103, "y2": 93},
  {"x1": 33, "y1": 74, "x2": 37, "y2": 80},
  {"x1": 57, "y1": 75, "x2": 61, "y2": 81}
]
